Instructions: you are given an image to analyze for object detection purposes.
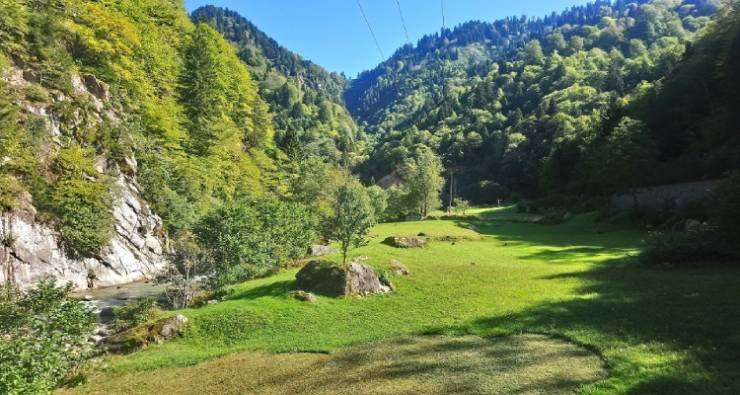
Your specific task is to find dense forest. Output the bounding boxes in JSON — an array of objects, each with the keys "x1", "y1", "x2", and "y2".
[
  {"x1": 348, "y1": 0, "x2": 734, "y2": 203},
  {"x1": 1, "y1": 0, "x2": 737, "y2": 261},
  {"x1": 191, "y1": 6, "x2": 367, "y2": 166}
]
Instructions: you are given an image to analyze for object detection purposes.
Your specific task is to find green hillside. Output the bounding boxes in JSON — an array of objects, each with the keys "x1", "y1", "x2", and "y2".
[{"x1": 191, "y1": 5, "x2": 366, "y2": 165}]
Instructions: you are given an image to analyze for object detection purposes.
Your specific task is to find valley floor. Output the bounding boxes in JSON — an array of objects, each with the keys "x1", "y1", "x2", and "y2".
[{"x1": 62, "y1": 208, "x2": 740, "y2": 394}]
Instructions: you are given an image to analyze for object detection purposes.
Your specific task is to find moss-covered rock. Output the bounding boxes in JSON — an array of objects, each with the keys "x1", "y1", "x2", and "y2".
[
  {"x1": 103, "y1": 314, "x2": 188, "y2": 353},
  {"x1": 295, "y1": 260, "x2": 391, "y2": 297},
  {"x1": 383, "y1": 236, "x2": 427, "y2": 248}
]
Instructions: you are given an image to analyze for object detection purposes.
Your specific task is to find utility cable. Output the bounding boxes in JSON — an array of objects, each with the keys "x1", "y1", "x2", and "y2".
[
  {"x1": 441, "y1": 0, "x2": 446, "y2": 29},
  {"x1": 356, "y1": 0, "x2": 385, "y2": 59},
  {"x1": 393, "y1": 0, "x2": 411, "y2": 43}
]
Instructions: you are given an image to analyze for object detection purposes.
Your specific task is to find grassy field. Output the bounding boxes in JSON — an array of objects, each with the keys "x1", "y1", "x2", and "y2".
[{"x1": 63, "y1": 207, "x2": 740, "y2": 394}]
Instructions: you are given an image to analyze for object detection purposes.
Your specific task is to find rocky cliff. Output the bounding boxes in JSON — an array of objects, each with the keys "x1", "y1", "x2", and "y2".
[{"x1": 0, "y1": 66, "x2": 168, "y2": 290}]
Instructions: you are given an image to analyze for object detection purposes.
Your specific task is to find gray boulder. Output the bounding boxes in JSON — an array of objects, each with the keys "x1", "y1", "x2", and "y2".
[
  {"x1": 102, "y1": 314, "x2": 188, "y2": 353},
  {"x1": 290, "y1": 290, "x2": 317, "y2": 303},
  {"x1": 159, "y1": 314, "x2": 188, "y2": 340},
  {"x1": 308, "y1": 244, "x2": 337, "y2": 257},
  {"x1": 347, "y1": 261, "x2": 391, "y2": 296},
  {"x1": 684, "y1": 219, "x2": 702, "y2": 232},
  {"x1": 295, "y1": 260, "x2": 392, "y2": 297},
  {"x1": 389, "y1": 260, "x2": 410, "y2": 276},
  {"x1": 383, "y1": 236, "x2": 427, "y2": 248}
]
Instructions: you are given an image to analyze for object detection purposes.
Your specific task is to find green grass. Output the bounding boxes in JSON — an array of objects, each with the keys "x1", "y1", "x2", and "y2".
[
  {"x1": 64, "y1": 209, "x2": 740, "y2": 394},
  {"x1": 64, "y1": 335, "x2": 606, "y2": 394}
]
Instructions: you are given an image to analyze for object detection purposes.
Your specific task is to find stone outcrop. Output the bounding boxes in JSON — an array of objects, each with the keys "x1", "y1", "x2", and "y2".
[
  {"x1": 103, "y1": 314, "x2": 188, "y2": 353},
  {"x1": 0, "y1": 67, "x2": 168, "y2": 290},
  {"x1": 295, "y1": 260, "x2": 392, "y2": 297},
  {"x1": 389, "y1": 260, "x2": 410, "y2": 276},
  {"x1": 0, "y1": 174, "x2": 167, "y2": 290},
  {"x1": 383, "y1": 236, "x2": 427, "y2": 248},
  {"x1": 290, "y1": 290, "x2": 317, "y2": 303},
  {"x1": 308, "y1": 244, "x2": 337, "y2": 257}
]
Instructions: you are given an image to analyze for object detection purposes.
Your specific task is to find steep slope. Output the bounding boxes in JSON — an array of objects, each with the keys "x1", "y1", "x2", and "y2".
[
  {"x1": 191, "y1": 6, "x2": 366, "y2": 165},
  {"x1": 0, "y1": 0, "x2": 275, "y2": 288},
  {"x1": 347, "y1": 0, "x2": 722, "y2": 201}
]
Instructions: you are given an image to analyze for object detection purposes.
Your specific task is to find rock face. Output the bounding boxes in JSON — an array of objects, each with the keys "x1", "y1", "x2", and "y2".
[
  {"x1": 0, "y1": 175, "x2": 167, "y2": 290},
  {"x1": 308, "y1": 244, "x2": 337, "y2": 257},
  {"x1": 295, "y1": 260, "x2": 392, "y2": 297},
  {"x1": 383, "y1": 236, "x2": 427, "y2": 248},
  {"x1": 0, "y1": 67, "x2": 168, "y2": 290}
]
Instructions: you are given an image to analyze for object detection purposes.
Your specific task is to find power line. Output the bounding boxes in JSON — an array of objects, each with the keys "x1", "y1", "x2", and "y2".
[
  {"x1": 356, "y1": 0, "x2": 385, "y2": 59},
  {"x1": 393, "y1": 0, "x2": 410, "y2": 43},
  {"x1": 441, "y1": 0, "x2": 446, "y2": 29}
]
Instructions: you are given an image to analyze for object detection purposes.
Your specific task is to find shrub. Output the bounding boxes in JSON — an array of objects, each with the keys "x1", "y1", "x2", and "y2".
[
  {"x1": 0, "y1": 278, "x2": 94, "y2": 394},
  {"x1": 453, "y1": 198, "x2": 471, "y2": 216},
  {"x1": 640, "y1": 231, "x2": 738, "y2": 265},
  {"x1": 112, "y1": 298, "x2": 159, "y2": 330},
  {"x1": 50, "y1": 179, "x2": 114, "y2": 257},
  {"x1": 161, "y1": 232, "x2": 209, "y2": 309},
  {"x1": 40, "y1": 146, "x2": 115, "y2": 258},
  {"x1": 709, "y1": 174, "x2": 740, "y2": 244},
  {"x1": 195, "y1": 198, "x2": 317, "y2": 286}
]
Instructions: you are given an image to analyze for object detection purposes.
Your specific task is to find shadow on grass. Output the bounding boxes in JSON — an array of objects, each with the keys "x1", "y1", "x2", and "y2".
[
  {"x1": 460, "y1": 213, "x2": 642, "y2": 251},
  {"x1": 228, "y1": 280, "x2": 295, "y2": 300},
  {"x1": 257, "y1": 335, "x2": 606, "y2": 395},
  {"x1": 518, "y1": 246, "x2": 636, "y2": 264},
  {"x1": 465, "y1": 258, "x2": 740, "y2": 394}
]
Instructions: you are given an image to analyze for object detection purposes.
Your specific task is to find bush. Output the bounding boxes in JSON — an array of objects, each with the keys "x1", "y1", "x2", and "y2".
[
  {"x1": 160, "y1": 232, "x2": 209, "y2": 309},
  {"x1": 195, "y1": 198, "x2": 317, "y2": 286},
  {"x1": 43, "y1": 146, "x2": 114, "y2": 258},
  {"x1": 453, "y1": 198, "x2": 471, "y2": 216},
  {"x1": 640, "y1": 231, "x2": 738, "y2": 265},
  {"x1": 0, "y1": 278, "x2": 94, "y2": 394},
  {"x1": 710, "y1": 174, "x2": 740, "y2": 244},
  {"x1": 112, "y1": 299, "x2": 159, "y2": 330},
  {"x1": 50, "y1": 179, "x2": 114, "y2": 257}
]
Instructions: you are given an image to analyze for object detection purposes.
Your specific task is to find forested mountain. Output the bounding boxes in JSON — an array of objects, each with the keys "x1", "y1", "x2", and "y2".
[
  {"x1": 0, "y1": 0, "x2": 279, "y2": 278},
  {"x1": 347, "y1": 0, "x2": 727, "y2": 202},
  {"x1": 191, "y1": 6, "x2": 366, "y2": 165}
]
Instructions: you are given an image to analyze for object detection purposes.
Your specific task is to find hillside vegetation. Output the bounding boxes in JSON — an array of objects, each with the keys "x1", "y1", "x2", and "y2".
[
  {"x1": 2, "y1": 0, "x2": 740, "y2": 393},
  {"x1": 191, "y1": 6, "x2": 367, "y2": 166},
  {"x1": 348, "y1": 0, "x2": 733, "y2": 202},
  {"x1": 0, "y1": 0, "x2": 278, "y2": 253}
]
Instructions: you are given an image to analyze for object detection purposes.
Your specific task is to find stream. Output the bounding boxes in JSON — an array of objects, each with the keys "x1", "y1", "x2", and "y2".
[{"x1": 72, "y1": 281, "x2": 169, "y2": 321}]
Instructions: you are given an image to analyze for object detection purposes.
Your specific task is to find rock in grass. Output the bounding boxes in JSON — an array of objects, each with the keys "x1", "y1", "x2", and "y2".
[
  {"x1": 295, "y1": 260, "x2": 392, "y2": 297},
  {"x1": 290, "y1": 290, "x2": 317, "y2": 303},
  {"x1": 389, "y1": 260, "x2": 410, "y2": 276},
  {"x1": 347, "y1": 261, "x2": 392, "y2": 296},
  {"x1": 383, "y1": 236, "x2": 427, "y2": 248},
  {"x1": 308, "y1": 244, "x2": 337, "y2": 257},
  {"x1": 159, "y1": 315, "x2": 188, "y2": 339},
  {"x1": 103, "y1": 314, "x2": 188, "y2": 353},
  {"x1": 295, "y1": 261, "x2": 347, "y2": 297}
]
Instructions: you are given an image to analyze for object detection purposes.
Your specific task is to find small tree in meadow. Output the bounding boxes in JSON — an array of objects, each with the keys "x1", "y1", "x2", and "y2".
[
  {"x1": 322, "y1": 182, "x2": 376, "y2": 265},
  {"x1": 401, "y1": 147, "x2": 445, "y2": 218},
  {"x1": 453, "y1": 198, "x2": 471, "y2": 216}
]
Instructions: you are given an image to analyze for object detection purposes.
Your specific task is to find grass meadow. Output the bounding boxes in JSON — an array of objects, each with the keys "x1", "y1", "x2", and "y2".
[{"x1": 63, "y1": 207, "x2": 740, "y2": 394}]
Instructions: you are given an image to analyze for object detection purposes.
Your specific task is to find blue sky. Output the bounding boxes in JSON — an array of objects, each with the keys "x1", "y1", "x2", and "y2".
[{"x1": 184, "y1": 0, "x2": 591, "y2": 77}]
